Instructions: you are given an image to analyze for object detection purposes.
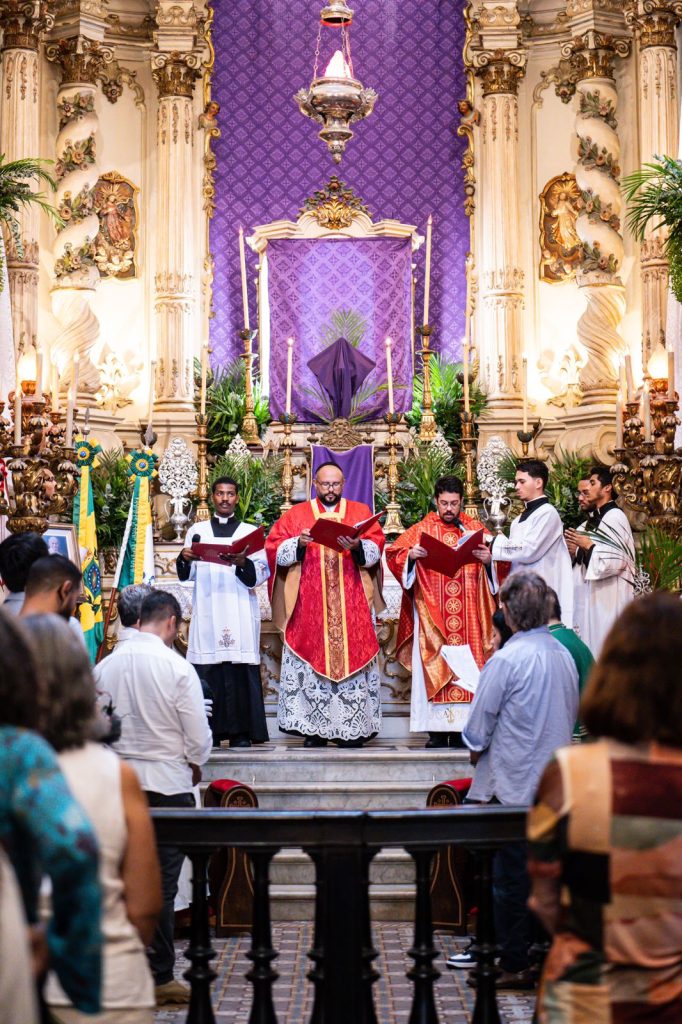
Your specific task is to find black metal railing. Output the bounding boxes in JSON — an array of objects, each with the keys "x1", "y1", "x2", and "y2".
[{"x1": 152, "y1": 805, "x2": 527, "y2": 1024}]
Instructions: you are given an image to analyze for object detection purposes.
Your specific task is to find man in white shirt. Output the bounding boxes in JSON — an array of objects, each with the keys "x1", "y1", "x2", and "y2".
[
  {"x1": 565, "y1": 465, "x2": 635, "y2": 655},
  {"x1": 116, "y1": 582, "x2": 153, "y2": 642},
  {"x1": 473, "y1": 459, "x2": 574, "y2": 626},
  {"x1": 94, "y1": 589, "x2": 212, "y2": 1006}
]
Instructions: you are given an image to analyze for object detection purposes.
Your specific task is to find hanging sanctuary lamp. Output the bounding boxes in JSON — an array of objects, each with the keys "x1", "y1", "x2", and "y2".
[{"x1": 295, "y1": 1, "x2": 377, "y2": 164}]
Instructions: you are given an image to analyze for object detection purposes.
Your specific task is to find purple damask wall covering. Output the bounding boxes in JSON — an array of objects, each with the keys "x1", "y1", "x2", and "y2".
[{"x1": 210, "y1": 0, "x2": 469, "y2": 382}]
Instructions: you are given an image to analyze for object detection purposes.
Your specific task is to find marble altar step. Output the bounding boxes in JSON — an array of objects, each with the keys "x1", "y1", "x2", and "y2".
[{"x1": 203, "y1": 737, "x2": 471, "y2": 920}]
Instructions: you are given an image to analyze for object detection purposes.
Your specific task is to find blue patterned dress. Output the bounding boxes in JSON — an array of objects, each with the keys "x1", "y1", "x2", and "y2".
[{"x1": 0, "y1": 727, "x2": 102, "y2": 1013}]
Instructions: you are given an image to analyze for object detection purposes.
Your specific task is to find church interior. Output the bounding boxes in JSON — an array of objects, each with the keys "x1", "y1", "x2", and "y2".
[{"x1": 1, "y1": 0, "x2": 682, "y2": 1022}]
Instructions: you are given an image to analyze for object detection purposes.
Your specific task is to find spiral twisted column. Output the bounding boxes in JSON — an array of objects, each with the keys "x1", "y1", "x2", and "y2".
[
  {"x1": 46, "y1": 35, "x2": 112, "y2": 396},
  {"x1": 625, "y1": 1, "x2": 682, "y2": 362},
  {"x1": 565, "y1": 32, "x2": 631, "y2": 400},
  {"x1": 0, "y1": 1, "x2": 51, "y2": 350}
]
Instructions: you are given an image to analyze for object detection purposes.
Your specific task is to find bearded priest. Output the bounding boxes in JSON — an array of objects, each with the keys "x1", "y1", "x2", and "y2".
[
  {"x1": 386, "y1": 475, "x2": 497, "y2": 748},
  {"x1": 265, "y1": 462, "x2": 385, "y2": 749}
]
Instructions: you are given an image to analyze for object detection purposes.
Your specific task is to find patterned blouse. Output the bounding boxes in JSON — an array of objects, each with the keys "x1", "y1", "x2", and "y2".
[
  {"x1": 0, "y1": 727, "x2": 102, "y2": 1014},
  {"x1": 528, "y1": 738, "x2": 682, "y2": 1024}
]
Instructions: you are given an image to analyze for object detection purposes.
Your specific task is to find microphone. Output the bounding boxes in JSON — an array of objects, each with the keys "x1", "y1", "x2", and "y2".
[{"x1": 192, "y1": 534, "x2": 200, "y2": 543}]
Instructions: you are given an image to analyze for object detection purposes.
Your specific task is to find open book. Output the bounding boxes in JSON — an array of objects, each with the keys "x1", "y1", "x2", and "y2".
[
  {"x1": 309, "y1": 510, "x2": 384, "y2": 554},
  {"x1": 419, "y1": 528, "x2": 484, "y2": 577},
  {"x1": 191, "y1": 525, "x2": 265, "y2": 565},
  {"x1": 439, "y1": 644, "x2": 481, "y2": 694}
]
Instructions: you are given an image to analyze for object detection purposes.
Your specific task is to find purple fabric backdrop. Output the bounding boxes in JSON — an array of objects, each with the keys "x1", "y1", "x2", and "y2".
[
  {"x1": 311, "y1": 445, "x2": 375, "y2": 510},
  {"x1": 268, "y1": 238, "x2": 411, "y2": 419},
  {"x1": 210, "y1": 0, "x2": 469, "y2": 390}
]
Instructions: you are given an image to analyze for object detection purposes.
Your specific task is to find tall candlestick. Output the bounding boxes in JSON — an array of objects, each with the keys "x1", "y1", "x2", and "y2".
[
  {"x1": 668, "y1": 348, "x2": 675, "y2": 401},
  {"x1": 642, "y1": 382, "x2": 652, "y2": 442},
  {"x1": 624, "y1": 354, "x2": 634, "y2": 402},
  {"x1": 13, "y1": 388, "x2": 21, "y2": 445},
  {"x1": 384, "y1": 337, "x2": 394, "y2": 414},
  {"x1": 65, "y1": 388, "x2": 74, "y2": 448},
  {"x1": 239, "y1": 227, "x2": 250, "y2": 330},
  {"x1": 72, "y1": 351, "x2": 80, "y2": 399},
  {"x1": 615, "y1": 391, "x2": 623, "y2": 449},
  {"x1": 422, "y1": 213, "x2": 432, "y2": 327},
  {"x1": 147, "y1": 360, "x2": 156, "y2": 426},
  {"x1": 200, "y1": 344, "x2": 208, "y2": 416},
  {"x1": 285, "y1": 337, "x2": 294, "y2": 416},
  {"x1": 521, "y1": 354, "x2": 529, "y2": 433},
  {"x1": 35, "y1": 346, "x2": 43, "y2": 401},
  {"x1": 462, "y1": 338, "x2": 470, "y2": 414}
]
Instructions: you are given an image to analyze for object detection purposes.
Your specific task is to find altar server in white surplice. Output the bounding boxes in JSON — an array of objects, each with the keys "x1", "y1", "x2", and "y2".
[
  {"x1": 565, "y1": 465, "x2": 634, "y2": 656},
  {"x1": 473, "y1": 460, "x2": 574, "y2": 627},
  {"x1": 177, "y1": 476, "x2": 270, "y2": 749}
]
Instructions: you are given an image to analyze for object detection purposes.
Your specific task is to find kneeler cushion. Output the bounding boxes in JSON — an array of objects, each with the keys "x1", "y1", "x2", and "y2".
[
  {"x1": 204, "y1": 779, "x2": 258, "y2": 935},
  {"x1": 426, "y1": 778, "x2": 474, "y2": 934}
]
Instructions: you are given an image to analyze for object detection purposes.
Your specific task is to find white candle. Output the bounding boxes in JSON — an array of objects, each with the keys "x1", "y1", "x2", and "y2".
[
  {"x1": 72, "y1": 351, "x2": 80, "y2": 399},
  {"x1": 65, "y1": 388, "x2": 74, "y2": 448},
  {"x1": 200, "y1": 344, "x2": 208, "y2": 416},
  {"x1": 147, "y1": 360, "x2": 156, "y2": 426},
  {"x1": 522, "y1": 354, "x2": 529, "y2": 432},
  {"x1": 642, "y1": 382, "x2": 652, "y2": 442},
  {"x1": 422, "y1": 213, "x2": 432, "y2": 328},
  {"x1": 463, "y1": 339, "x2": 470, "y2": 414},
  {"x1": 239, "y1": 226, "x2": 250, "y2": 330},
  {"x1": 384, "y1": 337, "x2": 394, "y2": 414},
  {"x1": 13, "y1": 388, "x2": 22, "y2": 445},
  {"x1": 668, "y1": 349, "x2": 675, "y2": 401},
  {"x1": 35, "y1": 346, "x2": 43, "y2": 401},
  {"x1": 618, "y1": 359, "x2": 626, "y2": 396},
  {"x1": 615, "y1": 392, "x2": 623, "y2": 449},
  {"x1": 285, "y1": 337, "x2": 294, "y2": 416},
  {"x1": 51, "y1": 360, "x2": 60, "y2": 412},
  {"x1": 624, "y1": 354, "x2": 634, "y2": 402}
]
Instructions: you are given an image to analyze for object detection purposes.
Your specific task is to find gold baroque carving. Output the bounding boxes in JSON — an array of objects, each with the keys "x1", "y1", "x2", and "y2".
[
  {"x1": 475, "y1": 49, "x2": 526, "y2": 95},
  {"x1": 299, "y1": 176, "x2": 371, "y2": 229},
  {"x1": 306, "y1": 417, "x2": 372, "y2": 451},
  {"x1": 561, "y1": 32, "x2": 631, "y2": 82},
  {"x1": 457, "y1": 98, "x2": 479, "y2": 218},
  {"x1": 152, "y1": 50, "x2": 201, "y2": 99},
  {"x1": 45, "y1": 36, "x2": 114, "y2": 86},
  {"x1": 93, "y1": 171, "x2": 139, "y2": 280},
  {"x1": 0, "y1": 0, "x2": 52, "y2": 51},
  {"x1": 539, "y1": 173, "x2": 583, "y2": 284}
]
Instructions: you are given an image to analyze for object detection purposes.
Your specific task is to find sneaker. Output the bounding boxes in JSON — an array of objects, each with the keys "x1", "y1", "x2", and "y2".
[
  {"x1": 155, "y1": 979, "x2": 191, "y2": 1005},
  {"x1": 446, "y1": 941, "x2": 477, "y2": 970}
]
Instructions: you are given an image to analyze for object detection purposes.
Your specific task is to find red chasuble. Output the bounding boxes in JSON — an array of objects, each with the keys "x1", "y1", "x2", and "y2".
[
  {"x1": 266, "y1": 499, "x2": 385, "y2": 683},
  {"x1": 386, "y1": 511, "x2": 496, "y2": 705}
]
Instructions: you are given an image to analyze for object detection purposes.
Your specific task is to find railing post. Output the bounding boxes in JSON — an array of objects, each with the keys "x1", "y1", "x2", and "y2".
[
  {"x1": 406, "y1": 847, "x2": 440, "y2": 1024},
  {"x1": 306, "y1": 848, "x2": 325, "y2": 1024},
  {"x1": 471, "y1": 848, "x2": 501, "y2": 1024},
  {"x1": 184, "y1": 851, "x2": 217, "y2": 1024},
  {"x1": 246, "y1": 847, "x2": 279, "y2": 1024}
]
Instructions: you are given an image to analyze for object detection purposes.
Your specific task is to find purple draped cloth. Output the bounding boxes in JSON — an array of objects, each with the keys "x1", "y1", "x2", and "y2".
[
  {"x1": 311, "y1": 445, "x2": 375, "y2": 511},
  {"x1": 307, "y1": 337, "x2": 376, "y2": 420},
  {"x1": 268, "y1": 237, "x2": 412, "y2": 421}
]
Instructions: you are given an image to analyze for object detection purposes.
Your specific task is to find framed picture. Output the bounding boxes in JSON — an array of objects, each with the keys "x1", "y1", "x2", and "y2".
[{"x1": 43, "y1": 524, "x2": 82, "y2": 570}]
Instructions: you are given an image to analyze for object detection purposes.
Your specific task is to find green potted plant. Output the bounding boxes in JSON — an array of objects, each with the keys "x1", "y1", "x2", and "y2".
[
  {"x1": 623, "y1": 155, "x2": 682, "y2": 301},
  {"x1": 0, "y1": 156, "x2": 61, "y2": 283},
  {"x1": 406, "y1": 355, "x2": 488, "y2": 449},
  {"x1": 196, "y1": 357, "x2": 270, "y2": 456},
  {"x1": 91, "y1": 449, "x2": 132, "y2": 572}
]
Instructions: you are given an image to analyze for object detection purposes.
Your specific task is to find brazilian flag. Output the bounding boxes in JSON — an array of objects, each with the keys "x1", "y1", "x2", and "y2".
[{"x1": 73, "y1": 438, "x2": 104, "y2": 663}]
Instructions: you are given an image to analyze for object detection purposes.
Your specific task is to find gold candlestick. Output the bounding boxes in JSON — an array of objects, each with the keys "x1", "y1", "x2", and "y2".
[
  {"x1": 662, "y1": 400, "x2": 680, "y2": 457},
  {"x1": 516, "y1": 423, "x2": 539, "y2": 459},
  {"x1": 460, "y1": 409, "x2": 479, "y2": 517},
  {"x1": 194, "y1": 413, "x2": 211, "y2": 521},
  {"x1": 383, "y1": 412, "x2": 404, "y2": 534},
  {"x1": 240, "y1": 328, "x2": 261, "y2": 446},
  {"x1": 416, "y1": 324, "x2": 437, "y2": 442},
  {"x1": 623, "y1": 401, "x2": 643, "y2": 450},
  {"x1": 279, "y1": 413, "x2": 296, "y2": 511}
]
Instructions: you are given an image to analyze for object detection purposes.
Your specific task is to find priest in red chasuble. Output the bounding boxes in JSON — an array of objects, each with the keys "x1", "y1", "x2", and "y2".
[
  {"x1": 265, "y1": 462, "x2": 385, "y2": 748},
  {"x1": 386, "y1": 475, "x2": 497, "y2": 748}
]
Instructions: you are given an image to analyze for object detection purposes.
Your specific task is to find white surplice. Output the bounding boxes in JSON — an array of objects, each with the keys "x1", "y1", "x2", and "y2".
[
  {"x1": 572, "y1": 505, "x2": 634, "y2": 656},
  {"x1": 182, "y1": 519, "x2": 270, "y2": 665},
  {"x1": 491, "y1": 500, "x2": 574, "y2": 627}
]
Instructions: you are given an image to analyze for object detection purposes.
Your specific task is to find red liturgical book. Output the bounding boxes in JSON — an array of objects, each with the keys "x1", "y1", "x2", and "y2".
[
  {"x1": 309, "y1": 511, "x2": 384, "y2": 554},
  {"x1": 192, "y1": 526, "x2": 265, "y2": 565},
  {"x1": 419, "y1": 528, "x2": 485, "y2": 577}
]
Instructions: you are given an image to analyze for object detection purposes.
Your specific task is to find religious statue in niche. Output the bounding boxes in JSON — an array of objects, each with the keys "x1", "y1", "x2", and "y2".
[
  {"x1": 539, "y1": 172, "x2": 582, "y2": 283},
  {"x1": 93, "y1": 172, "x2": 138, "y2": 279}
]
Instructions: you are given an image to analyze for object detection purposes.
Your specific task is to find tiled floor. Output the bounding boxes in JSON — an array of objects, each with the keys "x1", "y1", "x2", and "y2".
[{"x1": 156, "y1": 924, "x2": 535, "y2": 1023}]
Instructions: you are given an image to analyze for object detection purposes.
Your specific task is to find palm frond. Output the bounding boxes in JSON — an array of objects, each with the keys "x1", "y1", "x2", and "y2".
[
  {"x1": 622, "y1": 156, "x2": 682, "y2": 301},
  {"x1": 320, "y1": 307, "x2": 368, "y2": 348}
]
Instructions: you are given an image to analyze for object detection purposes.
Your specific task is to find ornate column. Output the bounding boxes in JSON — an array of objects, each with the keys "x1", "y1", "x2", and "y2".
[
  {"x1": 626, "y1": 1, "x2": 682, "y2": 362},
  {"x1": 564, "y1": 30, "x2": 631, "y2": 401},
  {"x1": 46, "y1": 28, "x2": 111, "y2": 397},
  {"x1": 471, "y1": 4, "x2": 527, "y2": 416},
  {"x1": 0, "y1": 1, "x2": 51, "y2": 350},
  {"x1": 151, "y1": 6, "x2": 200, "y2": 425}
]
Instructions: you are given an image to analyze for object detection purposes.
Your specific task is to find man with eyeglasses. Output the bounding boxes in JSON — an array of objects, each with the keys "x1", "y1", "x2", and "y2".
[
  {"x1": 386, "y1": 475, "x2": 497, "y2": 748},
  {"x1": 265, "y1": 462, "x2": 385, "y2": 748}
]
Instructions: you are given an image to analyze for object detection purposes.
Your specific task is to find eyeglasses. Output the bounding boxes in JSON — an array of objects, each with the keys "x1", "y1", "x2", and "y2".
[{"x1": 316, "y1": 481, "x2": 342, "y2": 490}]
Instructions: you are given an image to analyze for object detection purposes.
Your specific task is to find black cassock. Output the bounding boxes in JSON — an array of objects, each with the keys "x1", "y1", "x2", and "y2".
[{"x1": 177, "y1": 515, "x2": 269, "y2": 746}]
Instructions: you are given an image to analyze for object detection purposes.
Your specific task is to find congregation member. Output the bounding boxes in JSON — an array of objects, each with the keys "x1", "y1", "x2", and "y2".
[
  {"x1": 20, "y1": 553, "x2": 87, "y2": 646},
  {"x1": 386, "y1": 474, "x2": 496, "y2": 748},
  {"x1": 266, "y1": 461, "x2": 385, "y2": 748},
  {"x1": 0, "y1": 610, "x2": 102, "y2": 1017},
  {"x1": 529, "y1": 593, "x2": 682, "y2": 1022},
  {"x1": 461, "y1": 571, "x2": 578, "y2": 989},
  {"x1": 546, "y1": 587, "x2": 593, "y2": 740},
  {"x1": 491, "y1": 607, "x2": 513, "y2": 651},
  {"x1": 473, "y1": 459, "x2": 574, "y2": 626},
  {"x1": 177, "y1": 476, "x2": 269, "y2": 749},
  {"x1": 25, "y1": 614, "x2": 162, "y2": 1024},
  {"x1": 116, "y1": 582, "x2": 153, "y2": 641},
  {"x1": 94, "y1": 590, "x2": 212, "y2": 1006},
  {"x1": 565, "y1": 465, "x2": 634, "y2": 655},
  {"x1": 0, "y1": 531, "x2": 48, "y2": 613}
]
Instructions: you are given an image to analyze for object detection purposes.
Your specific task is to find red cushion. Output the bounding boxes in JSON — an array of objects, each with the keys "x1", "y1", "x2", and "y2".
[
  {"x1": 442, "y1": 778, "x2": 473, "y2": 793},
  {"x1": 208, "y1": 779, "x2": 247, "y2": 794}
]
